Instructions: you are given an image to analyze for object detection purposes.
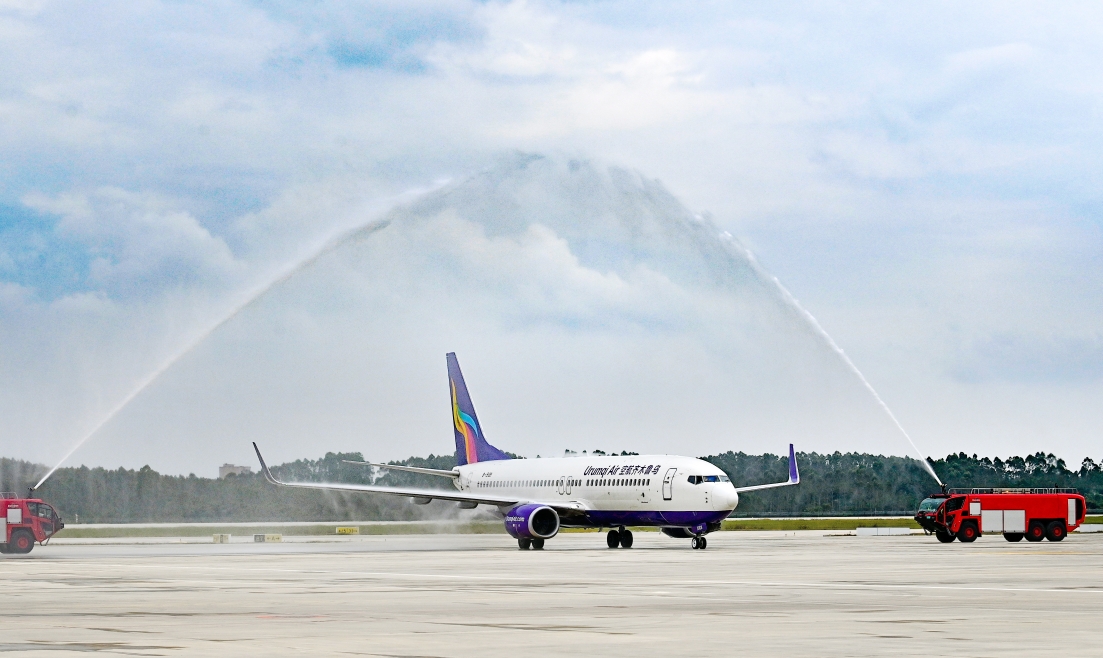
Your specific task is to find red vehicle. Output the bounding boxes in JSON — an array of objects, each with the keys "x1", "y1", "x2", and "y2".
[
  {"x1": 915, "y1": 488, "x2": 1086, "y2": 543},
  {"x1": 1, "y1": 493, "x2": 64, "y2": 554}
]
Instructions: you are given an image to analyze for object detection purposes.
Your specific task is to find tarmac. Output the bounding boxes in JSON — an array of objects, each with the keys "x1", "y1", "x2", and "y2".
[{"x1": 2, "y1": 531, "x2": 1101, "y2": 657}]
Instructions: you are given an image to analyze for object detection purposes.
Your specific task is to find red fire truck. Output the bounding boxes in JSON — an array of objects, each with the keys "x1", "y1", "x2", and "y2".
[
  {"x1": 915, "y1": 488, "x2": 1086, "y2": 543},
  {"x1": 1, "y1": 493, "x2": 64, "y2": 554}
]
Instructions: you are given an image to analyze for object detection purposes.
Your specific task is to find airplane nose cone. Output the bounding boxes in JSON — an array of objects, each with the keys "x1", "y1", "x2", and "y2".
[{"x1": 718, "y1": 487, "x2": 739, "y2": 510}]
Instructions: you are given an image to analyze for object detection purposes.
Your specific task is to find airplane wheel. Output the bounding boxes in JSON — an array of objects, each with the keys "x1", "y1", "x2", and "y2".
[
  {"x1": 606, "y1": 530, "x2": 621, "y2": 548},
  {"x1": 517, "y1": 538, "x2": 532, "y2": 550},
  {"x1": 531, "y1": 539, "x2": 545, "y2": 550},
  {"x1": 620, "y1": 530, "x2": 633, "y2": 548},
  {"x1": 690, "y1": 536, "x2": 700, "y2": 550},
  {"x1": 699, "y1": 536, "x2": 707, "y2": 550}
]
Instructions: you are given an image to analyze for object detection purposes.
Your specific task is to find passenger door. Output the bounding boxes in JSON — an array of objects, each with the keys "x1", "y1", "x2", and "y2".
[{"x1": 662, "y1": 468, "x2": 677, "y2": 501}]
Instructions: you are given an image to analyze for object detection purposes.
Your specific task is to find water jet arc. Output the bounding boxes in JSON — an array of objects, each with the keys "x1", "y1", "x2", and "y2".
[
  {"x1": 728, "y1": 239, "x2": 943, "y2": 486},
  {"x1": 32, "y1": 219, "x2": 391, "y2": 491}
]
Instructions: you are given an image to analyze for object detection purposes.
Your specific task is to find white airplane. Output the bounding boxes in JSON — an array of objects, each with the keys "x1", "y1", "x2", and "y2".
[{"x1": 253, "y1": 352, "x2": 799, "y2": 550}]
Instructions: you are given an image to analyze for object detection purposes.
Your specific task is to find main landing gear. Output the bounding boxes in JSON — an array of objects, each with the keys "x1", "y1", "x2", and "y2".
[
  {"x1": 606, "y1": 528, "x2": 634, "y2": 548},
  {"x1": 517, "y1": 538, "x2": 545, "y2": 550},
  {"x1": 690, "y1": 536, "x2": 708, "y2": 550}
]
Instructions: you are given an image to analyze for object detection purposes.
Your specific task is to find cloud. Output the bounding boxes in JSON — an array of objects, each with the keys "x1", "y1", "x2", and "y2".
[
  {"x1": 951, "y1": 332, "x2": 1103, "y2": 383},
  {"x1": 22, "y1": 188, "x2": 240, "y2": 298},
  {"x1": 2, "y1": 2, "x2": 1103, "y2": 471}
]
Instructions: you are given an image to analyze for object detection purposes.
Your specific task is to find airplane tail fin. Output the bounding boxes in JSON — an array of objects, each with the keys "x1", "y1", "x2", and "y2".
[{"x1": 447, "y1": 353, "x2": 511, "y2": 466}]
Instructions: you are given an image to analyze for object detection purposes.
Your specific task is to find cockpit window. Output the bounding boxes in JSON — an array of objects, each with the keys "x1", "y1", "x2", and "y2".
[{"x1": 688, "y1": 475, "x2": 724, "y2": 484}]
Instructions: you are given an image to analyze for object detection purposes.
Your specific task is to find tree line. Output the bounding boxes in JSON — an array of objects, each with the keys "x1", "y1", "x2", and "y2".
[
  {"x1": 1, "y1": 449, "x2": 1099, "y2": 523},
  {"x1": 705, "y1": 451, "x2": 1103, "y2": 516}
]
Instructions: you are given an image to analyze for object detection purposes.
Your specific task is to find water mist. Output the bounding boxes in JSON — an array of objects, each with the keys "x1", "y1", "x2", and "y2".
[
  {"x1": 723, "y1": 235, "x2": 943, "y2": 486},
  {"x1": 32, "y1": 219, "x2": 392, "y2": 491}
]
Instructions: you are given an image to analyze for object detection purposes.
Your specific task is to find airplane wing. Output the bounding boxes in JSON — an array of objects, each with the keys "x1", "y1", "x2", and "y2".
[
  {"x1": 732, "y1": 443, "x2": 800, "y2": 493},
  {"x1": 341, "y1": 460, "x2": 459, "y2": 479},
  {"x1": 253, "y1": 443, "x2": 518, "y2": 507}
]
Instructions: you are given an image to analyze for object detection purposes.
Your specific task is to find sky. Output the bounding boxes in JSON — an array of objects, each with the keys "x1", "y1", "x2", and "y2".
[{"x1": 1, "y1": 1, "x2": 1101, "y2": 477}]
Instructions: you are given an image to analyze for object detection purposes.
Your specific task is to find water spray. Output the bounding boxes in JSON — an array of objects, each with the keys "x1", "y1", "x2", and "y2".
[
  {"x1": 723, "y1": 236, "x2": 943, "y2": 486},
  {"x1": 32, "y1": 218, "x2": 394, "y2": 492}
]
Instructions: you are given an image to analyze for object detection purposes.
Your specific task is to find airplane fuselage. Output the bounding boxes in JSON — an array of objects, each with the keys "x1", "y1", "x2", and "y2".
[{"x1": 454, "y1": 454, "x2": 739, "y2": 531}]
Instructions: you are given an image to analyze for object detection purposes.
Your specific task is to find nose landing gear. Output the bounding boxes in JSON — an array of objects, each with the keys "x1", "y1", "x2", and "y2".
[{"x1": 690, "y1": 536, "x2": 708, "y2": 550}]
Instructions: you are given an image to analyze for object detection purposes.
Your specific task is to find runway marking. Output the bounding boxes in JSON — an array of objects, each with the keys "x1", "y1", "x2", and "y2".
[
  {"x1": 39, "y1": 561, "x2": 1103, "y2": 596},
  {"x1": 687, "y1": 579, "x2": 1103, "y2": 595}
]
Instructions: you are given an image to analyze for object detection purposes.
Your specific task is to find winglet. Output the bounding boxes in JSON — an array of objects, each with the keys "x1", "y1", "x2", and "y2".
[
  {"x1": 732, "y1": 444, "x2": 801, "y2": 494},
  {"x1": 788, "y1": 443, "x2": 800, "y2": 484},
  {"x1": 252, "y1": 442, "x2": 283, "y2": 485}
]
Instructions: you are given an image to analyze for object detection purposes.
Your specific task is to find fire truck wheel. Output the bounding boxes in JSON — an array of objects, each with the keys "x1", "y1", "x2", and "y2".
[
  {"x1": 0, "y1": 543, "x2": 9, "y2": 554},
  {"x1": 935, "y1": 531, "x2": 955, "y2": 543},
  {"x1": 957, "y1": 522, "x2": 978, "y2": 543},
  {"x1": 1045, "y1": 521, "x2": 1066, "y2": 542},
  {"x1": 1003, "y1": 533, "x2": 1024, "y2": 542},
  {"x1": 10, "y1": 530, "x2": 34, "y2": 554},
  {"x1": 1026, "y1": 521, "x2": 1046, "y2": 542}
]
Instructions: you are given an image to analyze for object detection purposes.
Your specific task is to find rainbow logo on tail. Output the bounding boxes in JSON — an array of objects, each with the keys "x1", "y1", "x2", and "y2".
[{"x1": 447, "y1": 353, "x2": 511, "y2": 466}]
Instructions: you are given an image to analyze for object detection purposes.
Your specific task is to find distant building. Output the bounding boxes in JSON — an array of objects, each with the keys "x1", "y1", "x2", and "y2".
[{"x1": 219, "y1": 464, "x2": 253, "y2": 479}]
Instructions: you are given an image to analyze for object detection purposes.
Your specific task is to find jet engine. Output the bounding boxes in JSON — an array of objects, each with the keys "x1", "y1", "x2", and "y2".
[{"x1": 503, "y1": 504, "x2": 560, "y2": 540}]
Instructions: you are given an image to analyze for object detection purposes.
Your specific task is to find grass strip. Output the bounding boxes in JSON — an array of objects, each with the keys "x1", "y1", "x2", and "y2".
[
  {"x1": 722, "y1": 518, "x2": 920, "y2": 531},
  {"x1": 56, "y1": 522, "x2": 505, "y2": 538}
]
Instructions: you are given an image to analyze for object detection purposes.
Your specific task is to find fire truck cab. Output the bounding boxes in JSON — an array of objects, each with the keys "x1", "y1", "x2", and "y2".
[
  {"x1": 915, "y1": 488, "x2": 1086, "y2": 543},
  {"x1": 1, "y1": 493, "x2": 64, "y2": 554}
]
